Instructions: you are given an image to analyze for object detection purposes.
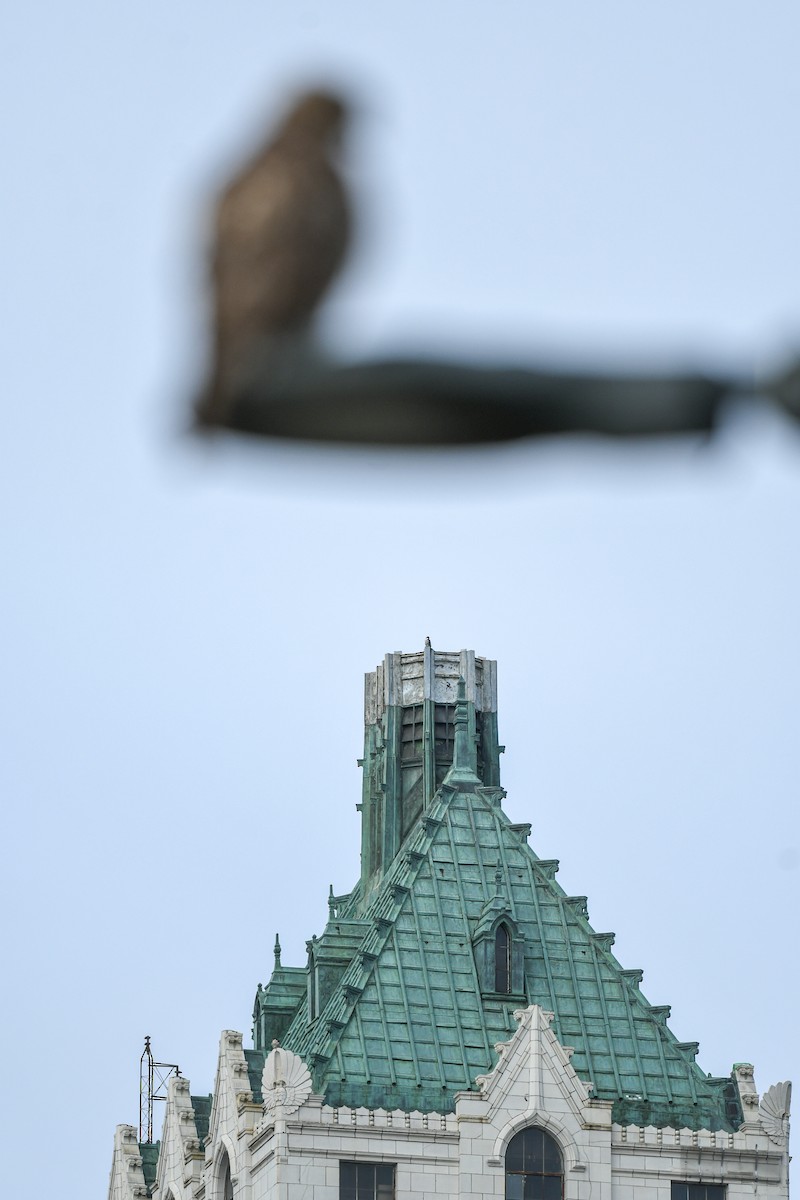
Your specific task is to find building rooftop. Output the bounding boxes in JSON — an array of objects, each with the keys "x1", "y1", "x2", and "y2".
[{"x1": 252, "y1": 652, "x2": 741, "y2": 1131}]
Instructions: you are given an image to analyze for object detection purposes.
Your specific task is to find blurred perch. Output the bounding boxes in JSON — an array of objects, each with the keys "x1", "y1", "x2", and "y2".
[{"x1": 195, "y1": 350, "x2": 735, "y2": 446}]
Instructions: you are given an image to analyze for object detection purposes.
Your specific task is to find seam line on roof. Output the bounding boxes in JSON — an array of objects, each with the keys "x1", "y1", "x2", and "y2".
[
  {"x1": 492, "y1": 809, "x2": 519, "y2": 924},
  {"x1": 620, "y1": 972, "x2": 649, "y2": 1100},
  {"x1": 425, "y1": 842, "x2": 472, "y2": 1082},
  {"x1": 653, "y1": 1016, "x2": 675, "y2": 1104},
  {"x1": 591, "y1": 943, "x2": 624, "y2": 1097},
  {"x1": 371, "y1": 964, "x2": 402, "y2": 1089},
  {"x1": 557, "y1": 894, "x2": 598, "y2": 1088},
  {"x1": 371, "y1": 956, "x2": 397, "y2": 1086},
  {"x1": 444, "y1": 810, "x2": 493, "y2": 1066},
  {"x1": 464, "y1": 798, "x2": 490, "y2": 897},
  {"x1": 354, "y1": 993, "x2": 370, "y2": 1083},
  {"x1": 391, "y1": 925, "x2": 422, "y2": 1087},
  {"x1": 524, "y1": 854, "x2": 558, "y2": 1018},
  {"x1": 409, "y1": 886, "x2": 448, "y2": 1088}
]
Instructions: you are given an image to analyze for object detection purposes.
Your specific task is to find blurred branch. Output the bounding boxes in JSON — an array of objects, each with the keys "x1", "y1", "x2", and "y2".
[{"x1": 194, "y1": 347, "x2": 746, "y2": 447}]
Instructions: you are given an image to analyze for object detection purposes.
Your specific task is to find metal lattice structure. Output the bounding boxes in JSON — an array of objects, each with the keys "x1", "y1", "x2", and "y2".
[{"x1": 139, "y1": 1035, "x2": 181, "y2": 1144}]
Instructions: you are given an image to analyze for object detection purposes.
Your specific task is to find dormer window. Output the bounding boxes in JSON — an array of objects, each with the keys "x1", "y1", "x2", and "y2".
[
  {"x1": 472, "y1": 902, "x2": 525, "y2": 998},
  {"x1": 495, "y1": 922, "x2": 511, "y2": 993}
]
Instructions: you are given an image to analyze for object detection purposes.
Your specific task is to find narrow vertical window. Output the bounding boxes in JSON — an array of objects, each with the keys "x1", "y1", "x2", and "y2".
[
  {"x1": 505, "y1": 1127, "x2": 562, "y2": 1200},
  {"x1": 220, "y1": 1153, "x2": 234, "y2": 1200},
  {"x1": 400, "y1": 704, "x2": 424, "y2": 762},
  {"x1": 495, "y1": 922, "x2": 511, "y2": 993}
]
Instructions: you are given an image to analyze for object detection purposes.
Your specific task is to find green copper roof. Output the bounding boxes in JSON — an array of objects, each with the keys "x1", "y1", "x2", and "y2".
[
  {"x1": 190, "y1": 1094, "x2": 213, "y2": 1142},
  {"x1": 249, "y1": 673, "x2": 742, "y2": 1132},
  {"x1": 265, "y1": 683, "x2": 740, "y2": 1131}
]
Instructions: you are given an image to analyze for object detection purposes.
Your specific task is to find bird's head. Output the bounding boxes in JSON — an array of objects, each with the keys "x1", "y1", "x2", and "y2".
[{"x1": 278, "y1": 90, "x2": 348, "y2": 149}]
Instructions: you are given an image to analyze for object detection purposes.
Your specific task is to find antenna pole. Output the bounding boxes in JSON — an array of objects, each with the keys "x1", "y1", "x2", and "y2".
[{"x1": 138, "y1": 1036, "x2": 180, "y2": 1143}]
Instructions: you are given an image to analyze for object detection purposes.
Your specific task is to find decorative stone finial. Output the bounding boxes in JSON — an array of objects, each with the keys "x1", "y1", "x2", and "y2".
[{"x1": 274, "y1": 933, "x2": 281, "y2": 968}]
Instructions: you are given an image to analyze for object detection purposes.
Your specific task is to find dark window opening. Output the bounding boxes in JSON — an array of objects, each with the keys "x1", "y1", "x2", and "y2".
[
  {"x1": 505, "y1": 1127, "x2": 563, "y2": 1200},
  {"x1": 671, "y1": 1185, "x2": 726, "y2": 1200},
  {"x1": 433, "y1": 703, "x2": 455, "y2": 758},
  {"x1": 340, "y1": 1161, "x2": 395, "y2": 1200},
  {"x1": 400, "y1": 705, "x2": 423, "y2": 763},
  {"x1": 495, "y1": 922, "x2": 511, "y2": 993},
  {"x1": 221, "y1": 1154, "x2": 234, "y2": 1200},
  {"x1": 475, "y1": 709, "x2": 486, "y2": 775}
]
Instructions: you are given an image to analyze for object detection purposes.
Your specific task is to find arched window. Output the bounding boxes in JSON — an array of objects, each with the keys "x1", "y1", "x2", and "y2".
[
  {"x1": 495, "y1": 922, "x2": 511, "y2": 993},
  {"x1": 505, "y1": 1126, "x2": 563, "y2": 1200}
]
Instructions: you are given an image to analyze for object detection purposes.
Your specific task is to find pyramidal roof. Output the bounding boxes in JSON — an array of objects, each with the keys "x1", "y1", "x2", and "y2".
[{"x1": 253, "y1": 657, "x2": 742, "y2": 1132}]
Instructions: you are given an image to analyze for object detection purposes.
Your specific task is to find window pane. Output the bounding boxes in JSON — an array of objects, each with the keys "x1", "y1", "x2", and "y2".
[
  {"x1": 688, "y1": 1187, "x2": 707, "y2": 1200},
  {"x1": 671, "y1": 1187, "x2": 688, "y2": 1200},
  {"x1": 522, "y1": 1127, "x2": 543, "y2": 1173},
  {"x1": 506, "y1": 1175, "x2": 525, "y2": 1200},
  {"x1": 523, "y1": 1177, "x2": 543, "y2": 1200},
  {"x1": 340, "y1": 1162, "x2": 357, "y2": 1200},
  {"x1": 357, "y1": 1166, "x2": 376, "y2": 1200},
  {"x1": 376, "y1": 1164, "x2": 394, "y2": 1200},
  {"x1": 542, "y1": 1133, "x2": 562, "y2": 1174},
  {"x1": 525, "y1": 1176, "x2": 562, "y2": 1200},
  {"x1": 540, "y1": 1175, "x2": 562, "y2": 1200},
  {"x1": 495, "y1": 924, "x2": 511, "y2": 993},
  {"x1": 506, "y1": 1133, "x2": 525, "y2": 1173}
]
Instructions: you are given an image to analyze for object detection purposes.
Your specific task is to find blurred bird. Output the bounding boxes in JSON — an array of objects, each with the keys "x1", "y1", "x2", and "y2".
[{"x1": 199, "y1": 89, "x2": 351, "y2": 424}]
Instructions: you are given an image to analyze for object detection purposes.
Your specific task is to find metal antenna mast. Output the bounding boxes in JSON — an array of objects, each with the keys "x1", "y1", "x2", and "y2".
[{"x1": 139, "y1": 1035, "x2": 181, "y2": 1143}]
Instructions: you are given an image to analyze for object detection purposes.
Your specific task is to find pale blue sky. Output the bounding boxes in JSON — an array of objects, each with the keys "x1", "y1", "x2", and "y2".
[{"x1": 1, "y1": 4, "x2": 799, "y2": 1198}]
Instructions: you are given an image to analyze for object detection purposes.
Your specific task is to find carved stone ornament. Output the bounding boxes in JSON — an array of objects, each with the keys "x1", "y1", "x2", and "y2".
[
  {"x1": 261, "y1": 1042, "x2": 312, "y2": 1117},
  {"x1": 734, "y1": 1062, "x2": 758, "y2": 1109},
  {"x1": 760, "y1": 1081, "x2": 792, "y2": 1144}
]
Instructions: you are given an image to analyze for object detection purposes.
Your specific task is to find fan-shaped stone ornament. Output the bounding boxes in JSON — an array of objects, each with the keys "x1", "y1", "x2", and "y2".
[
  {"x1": 759, "y1": 1081, "x2": 792, "y2": 1144},
  {"x1": 261, "y1": 1041, "x2": 312, "y2": 1118}
]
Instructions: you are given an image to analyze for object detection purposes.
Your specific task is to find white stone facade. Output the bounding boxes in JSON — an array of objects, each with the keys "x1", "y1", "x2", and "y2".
[{"x1": 108, "y1": 1006, "x2": 790, "y2": 1200}]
